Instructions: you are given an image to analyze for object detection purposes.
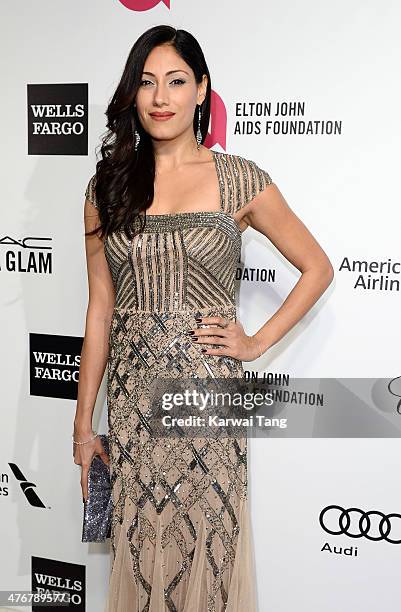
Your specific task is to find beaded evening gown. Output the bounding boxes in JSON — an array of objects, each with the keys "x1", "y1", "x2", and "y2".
[{"x1": 85, "y1": 150, "x2": 272, "y2": 612}]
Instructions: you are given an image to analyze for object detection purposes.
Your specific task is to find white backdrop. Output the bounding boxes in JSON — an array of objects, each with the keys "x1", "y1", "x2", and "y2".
[{"x1": 1, "y1": 1, "x2": 401, "y2": 611}]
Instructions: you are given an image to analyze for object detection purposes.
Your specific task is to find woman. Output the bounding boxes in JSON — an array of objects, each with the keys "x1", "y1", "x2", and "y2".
[{"x1": 73, "y1": 24, "x2": 334, "y2": 612}]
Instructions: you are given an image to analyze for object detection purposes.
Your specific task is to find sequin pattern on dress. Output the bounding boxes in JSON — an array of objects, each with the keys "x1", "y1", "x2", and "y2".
[{"x1": 84, "y1": 151, "x2": 272, "y2": 612}]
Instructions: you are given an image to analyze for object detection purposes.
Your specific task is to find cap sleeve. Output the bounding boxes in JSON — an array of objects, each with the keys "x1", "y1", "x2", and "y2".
[
  {"x1": 216, "y1": 153, "x2": 273, "y2": 215},
  {"x1": 85, "y1": 174, "x2": 98, "y2": 208},
  {"x1": 235, "y1": 156, "x2": 273, "y2": 213}
]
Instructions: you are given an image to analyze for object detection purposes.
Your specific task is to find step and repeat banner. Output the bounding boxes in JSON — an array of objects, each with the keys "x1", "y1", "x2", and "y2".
[{"x1": 1, "y1": 1, "x2": 400, "y2": 611}]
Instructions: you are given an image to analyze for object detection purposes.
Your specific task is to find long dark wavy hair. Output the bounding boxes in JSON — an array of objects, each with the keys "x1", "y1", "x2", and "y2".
[{"x1": 86, "y1": 25, "x2": 212, "y2": 241}]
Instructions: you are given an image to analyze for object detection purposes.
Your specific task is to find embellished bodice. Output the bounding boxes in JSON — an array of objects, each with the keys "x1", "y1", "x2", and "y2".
[{"x1": 85, "y1": 151, "x2": 272, "y2": 312}]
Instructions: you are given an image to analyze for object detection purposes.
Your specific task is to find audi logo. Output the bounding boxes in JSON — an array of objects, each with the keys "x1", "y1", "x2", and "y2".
[{"x1": 319, "y1": 505, "x2": 401, "y2": 544}]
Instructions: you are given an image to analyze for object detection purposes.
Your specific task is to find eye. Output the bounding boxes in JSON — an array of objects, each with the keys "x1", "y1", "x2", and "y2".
[{"x1": 139, "y1": 78, "x2": 186, "y2": 87}]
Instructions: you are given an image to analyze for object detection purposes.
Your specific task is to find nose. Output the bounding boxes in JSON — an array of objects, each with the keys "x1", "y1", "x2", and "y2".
[{"x1": 153, "y1": 83, "x2": 169, "y2": 107}]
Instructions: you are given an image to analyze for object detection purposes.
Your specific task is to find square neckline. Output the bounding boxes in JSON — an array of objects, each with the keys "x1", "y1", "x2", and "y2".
[{"x1": 143, "y1": 149, "x2": 224, "y2": 219}]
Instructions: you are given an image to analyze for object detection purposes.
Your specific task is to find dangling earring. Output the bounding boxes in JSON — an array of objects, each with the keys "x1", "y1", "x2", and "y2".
[
  {"x1": 134, "y1": 129, "x2": 140, "y2": 151},
  {"x1": 196, "y1": 104, "x2": 202, "y2": 150},
  {"x1": 132, "y1": 102, "x2": 140, "y2": 151}
]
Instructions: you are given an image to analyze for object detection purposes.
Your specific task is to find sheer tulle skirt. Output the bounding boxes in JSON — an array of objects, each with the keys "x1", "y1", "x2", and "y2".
[{"x1": 104, "y1": 491, "x2": 256, "y2": 612}]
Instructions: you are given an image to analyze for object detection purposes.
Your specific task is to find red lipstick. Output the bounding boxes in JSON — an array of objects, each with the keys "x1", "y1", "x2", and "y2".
[{"x1": 149, "y1": 111, "x2": 175, "y2": 121}]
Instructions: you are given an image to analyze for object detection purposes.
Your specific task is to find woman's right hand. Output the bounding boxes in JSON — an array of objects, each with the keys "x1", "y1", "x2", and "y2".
[{"x1": 73, "y1": 432, "x2": 110, "y2": 502}]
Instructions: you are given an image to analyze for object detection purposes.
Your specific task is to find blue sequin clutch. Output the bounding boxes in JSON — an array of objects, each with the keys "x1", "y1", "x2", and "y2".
[{"x1": 81, "y1": 434, "x2": 112, "y2": 542}]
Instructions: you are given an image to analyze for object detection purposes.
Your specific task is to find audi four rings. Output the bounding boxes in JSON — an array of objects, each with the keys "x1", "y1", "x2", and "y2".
[{"x1": 319, "y1": 505, "x2": 401, "y2": 544}]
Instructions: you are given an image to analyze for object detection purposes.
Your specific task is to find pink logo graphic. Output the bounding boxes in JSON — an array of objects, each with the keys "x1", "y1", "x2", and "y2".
[
  {"x1": 204, "y1": 90, "x2": 227, "y2": 151},
  {"x1": 118, "y1": 0, "x2": 170, "y2": 10}
]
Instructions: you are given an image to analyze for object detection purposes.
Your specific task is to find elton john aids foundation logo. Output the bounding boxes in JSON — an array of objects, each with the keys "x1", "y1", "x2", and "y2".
[
  {"x1": 204, "y1": 90, "x2": 227, "y2": 152},
  {"x1": 118, "y1": 0, "x2": 170, "y2": 10}
]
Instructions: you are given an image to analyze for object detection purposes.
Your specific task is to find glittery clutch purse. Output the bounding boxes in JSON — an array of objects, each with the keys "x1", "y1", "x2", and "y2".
[{"x1": 81, "y1": 434, "x2": 112, "y2": 542}]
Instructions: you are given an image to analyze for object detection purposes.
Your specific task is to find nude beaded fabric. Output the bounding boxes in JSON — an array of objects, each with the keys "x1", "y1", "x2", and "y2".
[{"x1": 84, "y1": 151, "x2": 272, "y2": 612}]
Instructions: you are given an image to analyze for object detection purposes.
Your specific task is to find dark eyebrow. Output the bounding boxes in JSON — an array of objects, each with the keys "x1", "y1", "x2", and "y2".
[{"x1": 141, "y1": 70, "x2": 189, "y2": 77}]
